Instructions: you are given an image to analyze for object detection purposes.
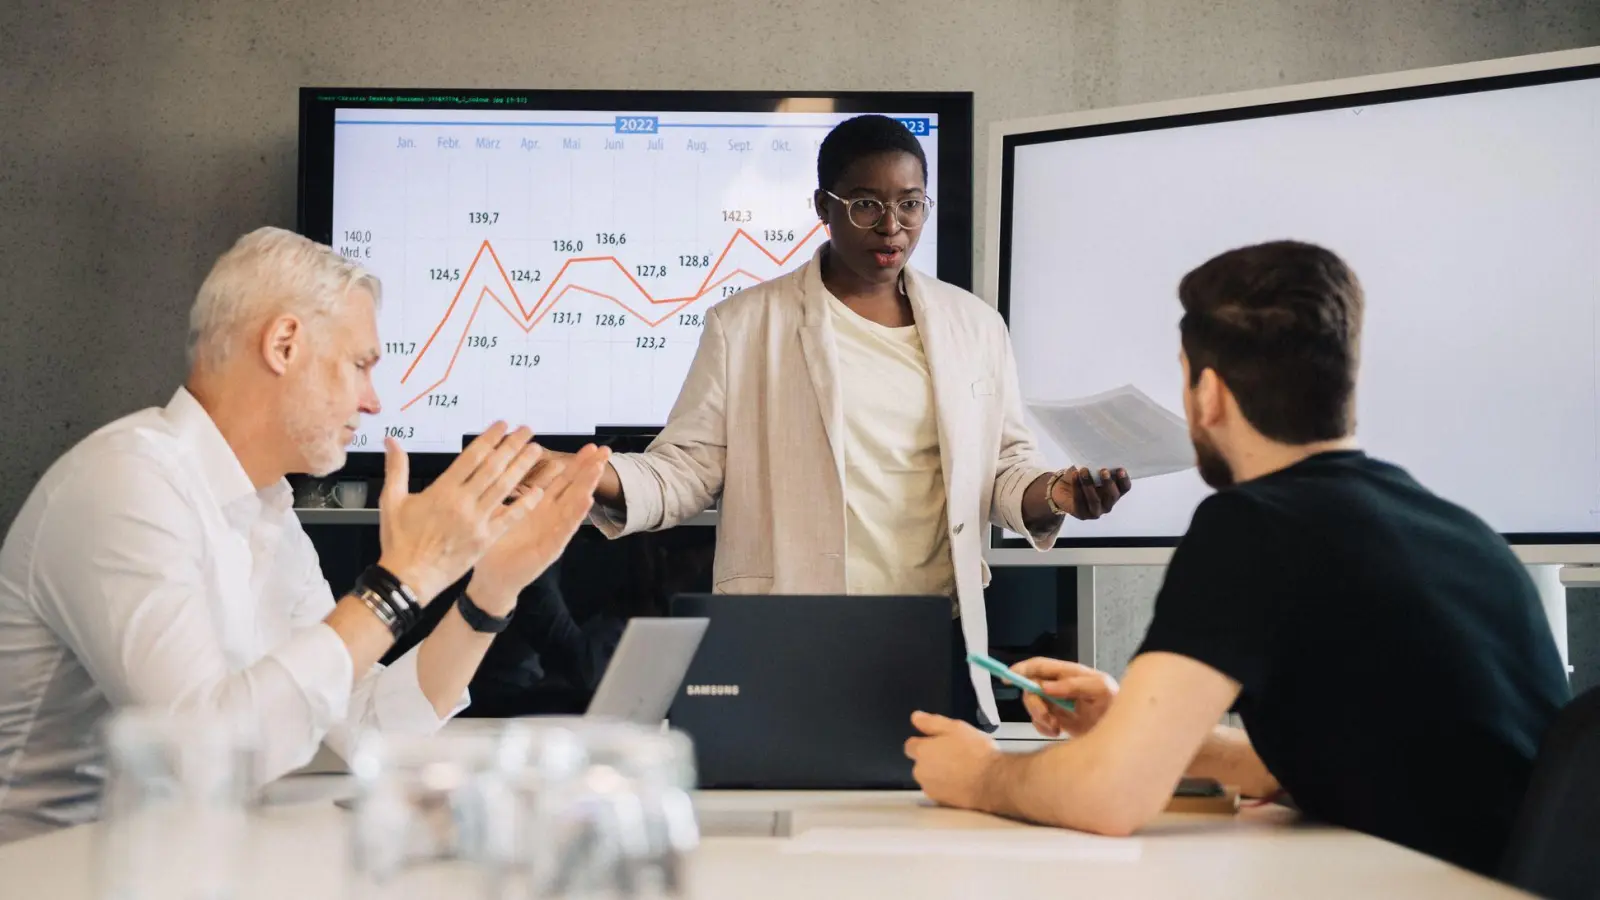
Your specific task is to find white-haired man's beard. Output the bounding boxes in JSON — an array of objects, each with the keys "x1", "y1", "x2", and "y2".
[
  {"x1": 285, "y1": 395, "x2": 356, "y2": 477},
  {"x1": 301, "y1": 437, "x2": 348, "y2": 477}
]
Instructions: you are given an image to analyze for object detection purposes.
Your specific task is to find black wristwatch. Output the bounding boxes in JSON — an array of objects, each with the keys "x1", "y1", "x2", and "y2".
[{"x1": 456, "y1": 592, "x2": 513, "y2": 633}]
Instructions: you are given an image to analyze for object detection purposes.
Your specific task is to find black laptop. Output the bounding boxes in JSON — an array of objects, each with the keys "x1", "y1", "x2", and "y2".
[{"x1": 667, "y1": 593, "x2": 952, "y2": 789}]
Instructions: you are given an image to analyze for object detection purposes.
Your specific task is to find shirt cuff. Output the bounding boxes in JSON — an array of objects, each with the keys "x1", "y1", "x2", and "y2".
[
  {"x1": 1025, "y1": 508, "x2": 1066, "y2": 550},
  {"x1": 370, "y1": 644, "x2": 468, "y2": 732},
  {"x1": 998, "y1": 465, "x2": 1061, "y2": 549},
  {"x1": 590, "y1": 453, "x2": 661, "y2": 538},
  {"x1": 267, "y1": 623, "x2": 356, "y2": 731}
]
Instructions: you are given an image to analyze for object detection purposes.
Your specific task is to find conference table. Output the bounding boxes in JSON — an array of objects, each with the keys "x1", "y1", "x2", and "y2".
[{"x1": 0, "y1": 773, "x2": 1531, "y2": 898}]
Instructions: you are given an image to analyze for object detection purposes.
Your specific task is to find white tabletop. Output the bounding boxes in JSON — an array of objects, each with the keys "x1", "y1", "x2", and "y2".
[{"x1": 0, "y1": 775, "x2": 1529, "y2": 899}]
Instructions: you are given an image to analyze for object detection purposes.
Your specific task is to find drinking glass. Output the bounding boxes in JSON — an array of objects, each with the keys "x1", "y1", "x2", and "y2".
[
  {"x1": 96, "y1": 708, "x2": 257, "y2": 900},
  {"x1": 347, "y1": 720, "x2": 585, "y2": 900},
  {"x1": 346, "y1": 719, "x2": 699, "y2": 899},
  {"x1": 535, "y1": 721, "x2": 699, "y2": 899}
]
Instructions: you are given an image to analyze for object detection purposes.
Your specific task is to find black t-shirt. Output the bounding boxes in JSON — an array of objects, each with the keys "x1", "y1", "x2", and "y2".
[{"x1": 1137, "y1": 451, "x2": 1570, "y2": 875}]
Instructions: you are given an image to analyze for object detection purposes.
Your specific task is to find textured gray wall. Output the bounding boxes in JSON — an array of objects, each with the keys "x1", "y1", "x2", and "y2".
[
  {"x1": 2, "y1": 0, "x2": 1598, "y2": 526},
  {"x1": 1086, "y1": 566, "x2": 1167, "y2": 678}
]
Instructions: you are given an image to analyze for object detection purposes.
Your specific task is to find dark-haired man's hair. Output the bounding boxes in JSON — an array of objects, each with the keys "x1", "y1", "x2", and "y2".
[
  {"x1": 817, "y1": 115, "x2": 928, "y2": 191},
  {"x1": 1178, "y1": 241, "x2": 1364, "y2": 444}
]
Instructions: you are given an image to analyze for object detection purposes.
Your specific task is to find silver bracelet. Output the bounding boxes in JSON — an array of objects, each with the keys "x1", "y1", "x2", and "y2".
[
  {"x1": 356, "y1": 565, "x2": 421, "y2": 637},
  {"x1": 394, "y1": 581, "x2": 421, "y2": 615},
  {"x1": 355, "y1": 585, "x2": 400, "y2": 633}
]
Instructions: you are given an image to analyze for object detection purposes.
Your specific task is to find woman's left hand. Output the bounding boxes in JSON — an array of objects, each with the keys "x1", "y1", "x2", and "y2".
[{"x1": 1052, "y1": 466, "x2": 1132, "y2": 519}]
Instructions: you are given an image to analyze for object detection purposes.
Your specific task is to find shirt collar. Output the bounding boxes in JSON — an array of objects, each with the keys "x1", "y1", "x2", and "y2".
[{"x1": 162, "y1": 387, "x2": 292, "y2": 515}]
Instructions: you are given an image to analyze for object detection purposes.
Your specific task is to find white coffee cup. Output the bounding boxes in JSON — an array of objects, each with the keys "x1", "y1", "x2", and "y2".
[{"x1": 333, "y1": 480, "x2": 369, "y2": 510}]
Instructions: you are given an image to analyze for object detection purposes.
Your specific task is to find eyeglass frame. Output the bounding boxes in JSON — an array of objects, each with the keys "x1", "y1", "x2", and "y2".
[{"x1": 818, "y1": 189, "x2": 936, "y2": 230}]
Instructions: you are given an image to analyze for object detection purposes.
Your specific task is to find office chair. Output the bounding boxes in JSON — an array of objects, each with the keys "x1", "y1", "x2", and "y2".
[{"x1": 1500, "y1": 686, "x2": 1600, "y2": 900}]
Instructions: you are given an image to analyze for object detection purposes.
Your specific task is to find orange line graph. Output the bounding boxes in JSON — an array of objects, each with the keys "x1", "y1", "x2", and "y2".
[{"x1": 397, "y1": 222, "x2": 827, "y2": 411}]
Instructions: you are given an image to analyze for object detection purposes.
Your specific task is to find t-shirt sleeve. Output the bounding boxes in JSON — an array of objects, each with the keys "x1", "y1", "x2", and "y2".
[{"x1": 1135, "y1": 490, "x2": 1284, "y2": 693}]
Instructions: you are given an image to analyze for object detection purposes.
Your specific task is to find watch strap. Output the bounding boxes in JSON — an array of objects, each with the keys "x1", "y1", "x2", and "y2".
[{"x1": 456, "y1": 592, "x2": 513, "y2": 634}]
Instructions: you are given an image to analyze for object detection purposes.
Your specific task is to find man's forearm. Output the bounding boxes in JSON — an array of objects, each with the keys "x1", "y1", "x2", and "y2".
[
  {"x1": 324, "y1": 593, "x2": 403, "y2": 673},
  {"x1": 980, "y1": 745, "x2": 1071, "y2": 825},
  {"x1": 1186, "y1": 725, "x2": 1280, "y2": 798},
  {"x1": 414, "y1": 600, "x2": 496, "y2": 718},
  {"x1": 322, "y1": 553, "x2": 486, "y2": 693},
  {"x1": 977, "y1": 741, "x2": 1155, "y2": 837}
]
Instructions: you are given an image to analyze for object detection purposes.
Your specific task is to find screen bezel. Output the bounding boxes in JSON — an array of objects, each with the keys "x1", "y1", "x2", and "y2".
[
  {"x1": 982, "y1": 47, "x2": 1600, "y2": 563},
  {"x1": 298, "y1": 87, "x2": 974, "y2": 477}
]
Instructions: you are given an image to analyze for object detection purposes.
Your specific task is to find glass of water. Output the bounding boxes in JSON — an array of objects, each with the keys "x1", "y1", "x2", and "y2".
[
  {"x1": 346, "y1": 719, "x2": 699, "y2": 899},
  {"x1": 346, "y1": 720, "x2": 587, "y2": 900},
  {"x1": 537, "y1": 721, "x2": 699, "y2": 899},
  {"x1": 96, "y1": 708, "x2": 257, "y2": 900}
]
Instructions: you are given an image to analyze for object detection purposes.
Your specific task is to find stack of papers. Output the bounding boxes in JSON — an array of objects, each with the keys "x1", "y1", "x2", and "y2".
[{"x1": 1027, "y1": 384, "x2": 1196, "y2": 480}]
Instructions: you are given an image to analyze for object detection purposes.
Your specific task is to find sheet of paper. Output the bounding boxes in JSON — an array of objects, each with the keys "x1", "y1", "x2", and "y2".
[
  {"x1": 1028, "y1": 384, "x2": 1196, "y2": 480},
  {"x1": 781, "y1": 827, "x2": 1143, "y2": 862}
]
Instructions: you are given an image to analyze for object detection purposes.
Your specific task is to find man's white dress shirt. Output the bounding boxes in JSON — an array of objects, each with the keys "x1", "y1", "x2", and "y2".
[{"x1": 0, "y1": 388, "x2": 463, "y2": 844}]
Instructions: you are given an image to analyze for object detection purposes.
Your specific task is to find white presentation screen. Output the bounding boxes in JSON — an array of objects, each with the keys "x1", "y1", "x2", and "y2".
[
  {"x1": 326, "y1": 106, "x2": 942, "y2": 454},
  {"x1": 998, "y1": 61, "x2": 1600, "y2": 549}
]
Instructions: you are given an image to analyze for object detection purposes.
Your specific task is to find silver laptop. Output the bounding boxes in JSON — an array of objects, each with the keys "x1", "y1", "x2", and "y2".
[
  {"x1": 329, "y1": 618, "x2": 707, "y2": 810},
  {"x1": 585, "y1": 617, "x2": 709, "y2": 725}
]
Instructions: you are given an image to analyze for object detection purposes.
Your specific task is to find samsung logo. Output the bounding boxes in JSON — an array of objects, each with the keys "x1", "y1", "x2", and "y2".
[{"x1": 686, "y1": 684, "x2": 740, "y2": 697}]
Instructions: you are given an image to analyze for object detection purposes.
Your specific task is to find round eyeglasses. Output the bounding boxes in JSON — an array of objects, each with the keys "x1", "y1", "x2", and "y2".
[{"x1": 821, "y1": 190, "x2": 935, "y2": 229}]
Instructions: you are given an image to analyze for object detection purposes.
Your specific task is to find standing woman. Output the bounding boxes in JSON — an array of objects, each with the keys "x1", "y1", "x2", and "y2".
[{"x1": 542, "y1": 115, "x2": 1129, "y2": 726}]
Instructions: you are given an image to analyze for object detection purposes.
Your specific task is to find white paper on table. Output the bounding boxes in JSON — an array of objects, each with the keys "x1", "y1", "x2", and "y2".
[
  {"x1": 781, "y1": 827, "x2": 1143, "y2": 862},
  {"x1": 1027, "y1": 384, "x2": 1196, "y2": 480}
]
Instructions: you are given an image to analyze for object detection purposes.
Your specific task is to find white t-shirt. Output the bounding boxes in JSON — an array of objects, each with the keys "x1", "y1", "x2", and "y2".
[{"x1": 826, "y1": 291, "x2": 956, "y2": 600}]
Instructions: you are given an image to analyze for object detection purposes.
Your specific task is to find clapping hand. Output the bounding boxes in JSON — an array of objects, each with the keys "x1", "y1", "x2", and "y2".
[
  {"x1": 375, "y1": 423, "x2": 547, "y2": 603},
  {"x1": 469, "y1": 444, "x2": 610, "y2": 606},
  {"x1": 511, "y1": 447, "x2": 572, "y2": 501}
]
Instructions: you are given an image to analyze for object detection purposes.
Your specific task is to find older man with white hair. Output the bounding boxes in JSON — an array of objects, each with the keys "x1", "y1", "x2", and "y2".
[{"x1": 0, "y1": 226, "x2": 608, "y2": 844}]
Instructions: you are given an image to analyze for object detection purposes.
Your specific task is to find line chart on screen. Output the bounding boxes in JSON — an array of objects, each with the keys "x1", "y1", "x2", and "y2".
[{"x1": 330, "y1": 109, "x2": 940, "y2": 451}]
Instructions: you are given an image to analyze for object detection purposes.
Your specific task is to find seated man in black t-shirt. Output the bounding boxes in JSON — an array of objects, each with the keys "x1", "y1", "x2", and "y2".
[{"x1": 905, "y1": 240, "x2": 1570, "y2": 875}]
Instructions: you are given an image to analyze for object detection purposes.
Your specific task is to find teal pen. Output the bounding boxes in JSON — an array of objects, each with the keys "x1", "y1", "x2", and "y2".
[{"x1": 966, "y1": 652, "x2": 1076, "y2": 713}]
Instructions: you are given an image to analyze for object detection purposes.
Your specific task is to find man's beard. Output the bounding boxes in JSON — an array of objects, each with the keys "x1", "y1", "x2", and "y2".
[
  {"x1": 285, "y1": 396, "x2": 349, "y2": 477},
  {"x1": 301, "y1": 441, "x2": 347, "y2": 478},
  {"x1": 1191, "y1": 426, "x2": 1235, "y2": 489}
]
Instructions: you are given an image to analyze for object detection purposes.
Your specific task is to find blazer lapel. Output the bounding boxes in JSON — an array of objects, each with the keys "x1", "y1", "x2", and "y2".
[
  {"x1": 798, "y1": 251, "x2": 846, "y2": 481},
  {"x1": 906, "y1": 268, "x2": 967, "y2": 521}
]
